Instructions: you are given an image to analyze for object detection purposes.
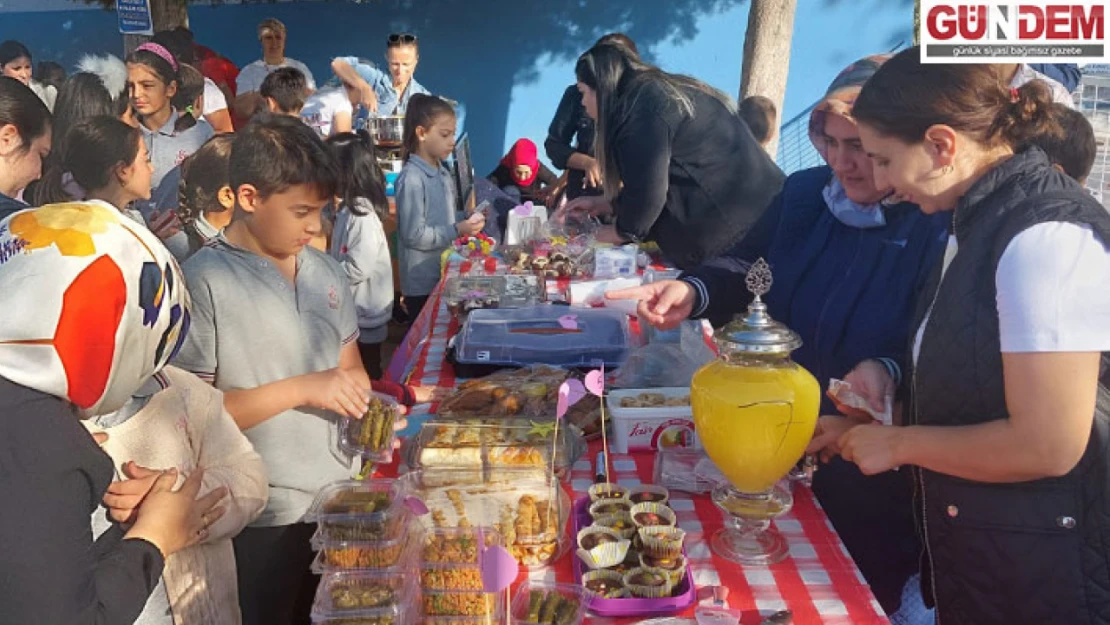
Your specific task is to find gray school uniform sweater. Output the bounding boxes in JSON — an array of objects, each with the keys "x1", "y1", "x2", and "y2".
[
  {"x1": 173, "y1": 234, "x2": 359, "y2": 527},
  {"x1": 395, "y1": 154, "x2": 459, "y2": 296}
]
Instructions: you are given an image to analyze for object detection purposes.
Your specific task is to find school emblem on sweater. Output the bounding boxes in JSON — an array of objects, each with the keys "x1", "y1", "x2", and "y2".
[{"x1": 328, "y1": 285, "x2": 340, "y2": 310}]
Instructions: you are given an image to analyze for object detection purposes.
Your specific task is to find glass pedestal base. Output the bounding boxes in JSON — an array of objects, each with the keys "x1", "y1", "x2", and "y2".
[{"x1": 710, "y1": 483, "x2": 794, "y2": 566}]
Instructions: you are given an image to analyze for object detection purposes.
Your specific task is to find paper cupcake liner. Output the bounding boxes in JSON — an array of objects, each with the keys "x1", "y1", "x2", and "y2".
[
  {"x1": 629, "y1": 502, "x2": 677, "y2": 530},
  {"x1": 592, "y1": 513, "x2": 636, "y2": 540},
  {"x1": 622, "y1": 567, "x2": 675, "y2": 599},
  {"x1": 581, "y1": 569, "x2": 627, "y2": 599},
  {"x1": 588, "y1": 482, "x2": 629, "y2": 503},
  {"x1": 589, "y1": 498, "x2": 632, "y2": 521},
  {"x1": 576, "y1": 539, "x2": 630, "y2": 570},
  {"x1": 638, "y1": 526, "x2": 686, "y2": 559},
  {"x1": 577, "y1": 526, "x2": 620, "y2": 552},
  {"x1": 639, "y1": 553, "x2": 687, "y2": 587},
  {"x1": 627, "y1": 484, "x2": 670, "y2": 506}
]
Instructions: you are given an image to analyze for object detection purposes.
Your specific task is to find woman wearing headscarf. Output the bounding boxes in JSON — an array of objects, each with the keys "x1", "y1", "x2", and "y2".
[
  {"x1": 0, "y1": 202, "x2": 227, "y2": 624},
  {"x1": 609, "y1": 56, "x2": 948, "y2": 623},
  {"x1": 487, "y1": 138, "x2": 558, "y2": 205},
  {"x1": 556, "y1": 42, "x2": 784, "y2": 269}
]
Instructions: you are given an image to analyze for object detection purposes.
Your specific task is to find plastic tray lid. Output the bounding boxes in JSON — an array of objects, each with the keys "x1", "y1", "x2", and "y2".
[
  {"x1": 311, "y1": 570, "x2": 416, "y2": 621},
  {"x1": 454, "y1": 306, "x2": 630, "y2": 368}
]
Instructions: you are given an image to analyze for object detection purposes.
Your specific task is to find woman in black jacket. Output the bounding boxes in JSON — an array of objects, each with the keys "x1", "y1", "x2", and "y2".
[
  {"x1": 0, "y1": 202, "x2": 227, "y2": 624},
  {"x1": 835, "y1": 49, "x2": 1110, "y2": 624},
  {"x1": 543, "y1": 33, "x2": 637, "y2": 202},
  {"x1": 556, "y1": 43, "x2": 784, "y2": 269}
]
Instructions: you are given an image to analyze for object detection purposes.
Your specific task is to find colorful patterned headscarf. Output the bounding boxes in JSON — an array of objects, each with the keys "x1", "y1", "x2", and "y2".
[
  {"x1": 0, "y1": 202, "x2": 190, "y2": 416},
  {"x1": 808, "y1": 54, "x2": 892, "y2": 163}
]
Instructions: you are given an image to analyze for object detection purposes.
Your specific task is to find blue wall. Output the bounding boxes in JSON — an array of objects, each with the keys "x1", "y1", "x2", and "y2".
[{"x1": 0, "y1": 0, "x2": 912, "y2": 172}]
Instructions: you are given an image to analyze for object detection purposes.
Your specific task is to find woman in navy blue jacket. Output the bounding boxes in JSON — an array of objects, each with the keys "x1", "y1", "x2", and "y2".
[{"x1": 611, "y1": 56, "x2": 948, "y2": 623}]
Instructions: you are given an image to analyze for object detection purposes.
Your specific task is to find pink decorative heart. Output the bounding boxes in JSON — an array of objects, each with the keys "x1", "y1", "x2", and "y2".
[
  {"x1": 557, "y1": 314, "x2": 578, "y2": 330},
  {"x1": 402, "y1": 496, "x2": 429, "y2": 516},
  {"x1": 556, "y1": 379, "x2": 587, "y2": 420},
  {"x1": 479, "y1": 544, "x2": 518, "y2": 592},
  {"x1": 585, "y1": 368, "x2": 605, "y2": 397}
]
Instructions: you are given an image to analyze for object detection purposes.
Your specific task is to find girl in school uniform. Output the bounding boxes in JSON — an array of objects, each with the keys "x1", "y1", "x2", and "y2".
[
  {"x1": 127, "y1": 42, "x2": 214, "y2": 256},
  {"x1": 326, "y1": 131, "x2": 393, "y2": 379},
  {"x1": 394, "y1": 94, "x2": 484, "y2": 321}
]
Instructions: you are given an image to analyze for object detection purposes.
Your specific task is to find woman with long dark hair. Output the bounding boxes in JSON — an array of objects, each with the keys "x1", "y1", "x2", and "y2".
[
  {"x1": 837, "y1": 49, "x2": 1110, "y2": 624},
  {"x1": 544, "y1": 32, "x2": 637, "y2": 201},
  {"x1": 555, "y1": 43, "x2": 784, "y2": 269},
  {"x1": 0, "y1": 76, "x2": 50, "y2": 219}
]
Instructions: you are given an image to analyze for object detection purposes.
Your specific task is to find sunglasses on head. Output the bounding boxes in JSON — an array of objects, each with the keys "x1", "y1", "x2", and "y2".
[{"x1": 387, "y1": 32, "x2": 417, "y2": 45}]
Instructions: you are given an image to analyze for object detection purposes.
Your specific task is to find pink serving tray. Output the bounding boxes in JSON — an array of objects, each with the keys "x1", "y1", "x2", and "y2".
[{"x1": 571, "y1": 496, "x2": 697, "y2": 617}]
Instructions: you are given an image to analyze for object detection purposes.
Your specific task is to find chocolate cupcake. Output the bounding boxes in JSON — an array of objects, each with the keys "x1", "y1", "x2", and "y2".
[
  {"x1": 588, "y1": 483, "x2": 628, "y2": 503},
  {"x1": 630, "y1": 502, "x2": 677, "y2": 529},
  {"x1": 582, "y1": 570, "x2": 627, "y2": 599},
  {"x1": 627, "y1": 485, "x2": 670, "y2": 506},
  {"x1": 622, "y1": 567, "x2": 674, "y2": 599}
]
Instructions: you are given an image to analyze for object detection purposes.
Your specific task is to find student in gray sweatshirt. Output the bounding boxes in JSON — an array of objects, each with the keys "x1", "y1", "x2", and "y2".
[
  {"x1": 126, "y1": 43, "x2": 213, "y2": 259},
  {"x1": 395, "y1": 94, "x2": 483, "y2": 321}
]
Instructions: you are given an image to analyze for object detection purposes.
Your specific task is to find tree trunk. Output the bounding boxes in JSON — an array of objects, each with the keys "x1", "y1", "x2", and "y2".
[
  {"x1": 739, "y1": 0, "x2": 797, "y2": 158},
  {"x1": 121, "y1": 0, "x2": 189, "y2": 55},
  {"x1": 914, "y1": 0, "x2": 921, "y2": 45}
]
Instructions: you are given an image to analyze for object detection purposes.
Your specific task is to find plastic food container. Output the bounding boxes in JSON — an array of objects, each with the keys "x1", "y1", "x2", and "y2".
[
  {"x1": 453, "y1": 307, "x2": 630, "y2": 369},
  {"x1": 311, "y1": 523, "x2": 420, "y2": 573},
  {"x1": 338, "y1": 392, "x2": 400, "y2": 464},
  {"x1": 510, "y1": 581, "x2": 588, "y2": 625},
  {"x1": 571, "y1": 496, "x2": 696, "y2": 617},
  {"x1": 310, "y1": 570, "x2": 415, "y2": 625},
  {"x1": 422, "y1": 590, "x2": 502, "y2": 619},
  {"x1": 407, "y1": 419, "x2": 585, "y2": 481},
  {"x1": 606, "y1": 388, "x2": 700, "y2": 454},
  {"x1": 306, "y1": 479, "x2": 407, "y2": 542},
  {"x1": 420, "y1": 526, "x2": 502, "y2": 590},
  {"x1": 443, "y1": 275, "x2": 543, "y2": 318},
  {"x1": 435, "y1": 366, "x2": 605, "y2": 439},
  {"x1": 399, "y1": 469, "x2": 571, "y2": 569}
]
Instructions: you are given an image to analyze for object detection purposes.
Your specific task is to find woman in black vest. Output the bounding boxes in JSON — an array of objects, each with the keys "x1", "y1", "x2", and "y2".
[
  {"x1": 556, "y1": 43, "x2": 784, "y2": 269},
  {"x1": 831, "y1": 48, "x2": 1110, "y2": 624},
  {"x1": 544, "y1": 33, "x2": 637, "y2": 202}
]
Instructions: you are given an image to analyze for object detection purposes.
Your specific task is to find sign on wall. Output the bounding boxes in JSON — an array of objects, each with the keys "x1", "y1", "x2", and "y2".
[{"x1": 116, "y1": 0, "x2": 153, "y2": 35}]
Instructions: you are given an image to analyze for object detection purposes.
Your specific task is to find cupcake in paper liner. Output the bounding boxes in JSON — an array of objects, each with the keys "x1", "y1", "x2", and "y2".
[
  {"x1": 623, "y1": 567, "x2": 674, "y2": 599},
  {"x1": 627, "y1": 484, "x2": 670, "y2": 506},
  {"x1": 630, "y1": 502, "x2": 677, "y2": 530},
  {"x1": 593, "y1": 512, "x2": 636, "y2": 540},
  {"x1": 581, "y1": 569, "x2": 627, "y2": 599},
  {"x1": 577, "y1": 526, "x2": 629, "y2": 569},
  {"x1": 589, "y1": 498, "x2": 631, "y2": 522},
  {"x1": 638, "y1": 526, "x2": 686, "y2": 559},
  {"x1": 589, "y1": 482, "x2": 628, "y2": 503},
  {"x1": 640, "y1": 552, "x2": 687, "y2": 586}
]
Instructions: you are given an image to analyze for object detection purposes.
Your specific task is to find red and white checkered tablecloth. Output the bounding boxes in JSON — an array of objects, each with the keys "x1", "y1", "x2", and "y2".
[{"x1": 382, "y1": 258, "x2": 889, "y2": 625}]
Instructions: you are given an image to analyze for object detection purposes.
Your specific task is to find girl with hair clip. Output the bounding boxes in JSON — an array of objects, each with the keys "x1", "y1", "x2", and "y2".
[
  {"x1": 327, "y1": 131, "x2": 393, "y2": 379},
  {"x1": 127, "y1": 42, "x2": 214, "y2": 252},
  {"x1": 555, "y1": 42, "x2": 784, "y2": 269},
  {"x1": 177, "y1": 133, "x2": 236, "y2": 255},
  {"x1": 395, "y1": 93, "x2": 484, "y2": 322},
  {"x1": 833, "y1": 48, "x2": 1110, "y2": 624}
]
